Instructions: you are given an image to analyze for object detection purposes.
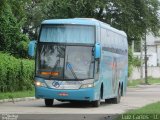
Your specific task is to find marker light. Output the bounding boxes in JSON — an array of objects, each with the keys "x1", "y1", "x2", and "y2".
[
  {"x1": 41, "y1": 72, "x2": 50, "y2": 75},
  {"x1": 40, "y1": 72, "x2": 59, "y2": 76},
  {"x1": 51, "y1": 72, "x2": 59, "y2": 76}
]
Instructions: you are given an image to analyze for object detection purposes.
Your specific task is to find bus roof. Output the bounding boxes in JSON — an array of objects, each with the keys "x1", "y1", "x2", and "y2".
[{"x1": 42, "y1": 18, "x2": 127, "y2": 37}]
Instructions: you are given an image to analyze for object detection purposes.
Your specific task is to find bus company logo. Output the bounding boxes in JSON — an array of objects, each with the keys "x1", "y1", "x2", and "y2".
[{"x1": 52, "y1": 81, "x2": 60, "y2": 88}]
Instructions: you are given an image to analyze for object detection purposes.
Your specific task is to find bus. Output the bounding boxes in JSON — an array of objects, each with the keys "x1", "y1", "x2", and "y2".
[{"x1": 28, "y1": 18, "x2": 128, "y2": 107}]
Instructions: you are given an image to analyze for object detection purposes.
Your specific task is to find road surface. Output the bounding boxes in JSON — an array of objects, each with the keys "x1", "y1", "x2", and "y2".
[{"x1": 0, "y1": 85, "x2": 160, "y2": 114}]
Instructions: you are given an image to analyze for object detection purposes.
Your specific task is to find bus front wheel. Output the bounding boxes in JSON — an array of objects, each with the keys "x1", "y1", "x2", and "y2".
[
  {"x1": 92, "y1": 92, "x2": 101, "y2": 107},
  {"x1": 44, "y1": 99, "x2": 54, "y2": 107},
  {"x1": 92, "y1": 99, "x2": 100, "y2": 107}
]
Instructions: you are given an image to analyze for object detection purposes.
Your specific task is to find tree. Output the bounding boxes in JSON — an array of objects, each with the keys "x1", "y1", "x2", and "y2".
[
  {"x1": 43, "y1": 0, "x2": 101, "y2": 18},
  {"x1": 0, "y1": 0, "x2": 29, "y2": 57},
  {"x1": 42, "y1": 0, "x2": 160, "y2": 45},
  {"x1": 102, "y1": 0, "x2": 160, "y2": 45},
  {"x1": 22, "y1": 0, "x2": 46, "y2": 39}
]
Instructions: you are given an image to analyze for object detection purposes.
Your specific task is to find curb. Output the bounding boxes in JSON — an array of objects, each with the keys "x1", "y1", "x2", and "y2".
[
  {"x1": 128, "y1": 83, "x2": 160, "y2": 88},
  {"x1": 137, "y1": 83, "x2": 160, "y2": 88},
  {"x1": 0, "y1": 97, "x2": 35, "y2": 104}
]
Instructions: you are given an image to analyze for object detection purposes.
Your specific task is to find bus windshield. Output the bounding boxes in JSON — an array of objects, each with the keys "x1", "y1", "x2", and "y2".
[{"x1": 37, "y1": 44, "x2": 94, "y2": 80}]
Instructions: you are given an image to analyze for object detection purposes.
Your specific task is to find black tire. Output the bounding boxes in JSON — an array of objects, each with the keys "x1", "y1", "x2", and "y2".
[
  {"x1": 92, "y1": 92, "x2": 101, "y2": 107},
  {"x1": 105, "y1": 98, "x2": 112, "y2": 103},
  {"x1": 69, "y1": 100, "x2": 80, "y2": 105},
  {"x1": 92, "y1": 99, "x2": 100, "y2": 107},
  {"x1": 45, "y1": 99, "x2": 54, "y2": 107},
  {"x1": 112, "y1": 86, "x2": 121, "y2": 104}
]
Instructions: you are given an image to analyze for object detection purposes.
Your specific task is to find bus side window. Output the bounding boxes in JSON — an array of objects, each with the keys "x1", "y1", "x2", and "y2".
[
  {"x1": 101, "y1": 28, "x2": 107, "y2": 46},
  {"x1": 120, "y1": 36, "x2": 124, "y2": 50},
  {"x1": 116, "y1": 35, "x2": 121, "y2": 53},
  {"x1": 110, "y1": 32, "x2": 115, "y2": 49}
]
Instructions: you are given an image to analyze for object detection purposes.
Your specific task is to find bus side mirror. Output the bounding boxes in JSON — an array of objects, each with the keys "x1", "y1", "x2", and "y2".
[
  {"x1": 95, "y1": 43, "x2": 101, "y2": 59},
  {"x1": 28, "y1": 40, "x2": 37, "y2": 57}
]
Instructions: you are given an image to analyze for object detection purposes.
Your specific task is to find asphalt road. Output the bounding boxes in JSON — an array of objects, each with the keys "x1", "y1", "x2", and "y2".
[{"x1": 0, "y1": 85, "x2": 160, "y2": 120}]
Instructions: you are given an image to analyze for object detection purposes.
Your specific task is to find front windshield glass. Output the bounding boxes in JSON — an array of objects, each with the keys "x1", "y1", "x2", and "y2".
[
  {"x1": 65, "y1": 46, "x2": 94, "y2": 79},
  {"x1": 37, "y1": 44, "x2": 94, "y2": 80},
  {"x1": 37, "y1": 44, "x2": 65, "y2": 79}
]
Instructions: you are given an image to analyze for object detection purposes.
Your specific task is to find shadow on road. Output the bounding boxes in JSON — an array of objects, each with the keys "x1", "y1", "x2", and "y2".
[{"x1": 38, "y1": 101, "x2": 112, "y2": 108}]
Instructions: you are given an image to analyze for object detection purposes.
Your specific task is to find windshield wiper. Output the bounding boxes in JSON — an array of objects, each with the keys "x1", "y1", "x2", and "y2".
[{"x1": 66, "y1": 62, "x2": 78, "y2": 79}]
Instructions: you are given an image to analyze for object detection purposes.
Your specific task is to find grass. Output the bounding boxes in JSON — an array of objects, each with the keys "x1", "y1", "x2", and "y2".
[
  {"x1": 128, "y1": 77, "x2": 160, "y2": 87},
  {"x1": 118, "y1": 102, "x2": 160, "y2": 120},
  {"x1": 0, "y1": 90, "x2": 34, "y2": 100},
  {"x1": 127, "y1": 101, "x2": 160, "y2": 114}
]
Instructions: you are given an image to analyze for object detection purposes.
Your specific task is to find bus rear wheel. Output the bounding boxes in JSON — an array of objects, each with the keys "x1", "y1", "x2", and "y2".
[
  {"x1": 44, "y1": 99, "x2": 54, "y2": 107},
  {"x1": 112, "y1": 86, "x2": 121, "y2": 104}
]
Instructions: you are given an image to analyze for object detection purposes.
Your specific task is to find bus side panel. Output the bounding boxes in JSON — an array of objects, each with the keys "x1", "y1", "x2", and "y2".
[
  {"x1": 121, "y1": 37, "x2": 128, "y2": 96},
  {"x1": 99, "y1": 27, "x2": 128, "y2": 99},
  {"x1": 118, "y1": 55, "x2": 128, "y2": 96},
  {"x1": 101, "y1": 52, "x2": 114, "y2": 98},
  {"x1": 100, "y1": 28, "x2": 113, "y2": 99}
]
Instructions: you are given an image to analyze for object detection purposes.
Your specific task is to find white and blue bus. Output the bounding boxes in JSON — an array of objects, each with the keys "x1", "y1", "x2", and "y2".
[{"x1": 28, "y1": 18, "x2": 128, "y2": 107}]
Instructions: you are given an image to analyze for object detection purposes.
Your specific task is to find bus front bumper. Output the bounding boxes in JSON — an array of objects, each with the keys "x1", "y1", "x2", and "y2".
[{"x1": 35, "y1": 86, "x2": 97, "y2": 101}]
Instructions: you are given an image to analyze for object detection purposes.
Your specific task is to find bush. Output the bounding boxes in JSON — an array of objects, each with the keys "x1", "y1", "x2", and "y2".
[
  {"x1": 0, "y1": 52, "x2": 35, "y2": 92},
  {"x1": 16, "y1": 39, "x2": 29, "y2": 58},
  {"x1": 128, "y1": 47, "x2": 141, "y2": 77}
]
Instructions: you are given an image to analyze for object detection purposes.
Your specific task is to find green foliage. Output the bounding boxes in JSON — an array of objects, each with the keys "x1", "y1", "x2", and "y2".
[
  {"x1": 0, "y1": 0, "x2": 29, "y2": 58},
  {"x1": 101, "y1": 0, "x2": 160, "y2": 45},
  {"x1": 43, "y1": 0, "x2": 100, "y2": 18},
  {"x1": 21, "y1": 0, "x2": 46, "y2": 39},
  {"x1": 118, "y1": 102, "x2": 160, "y2": 120},
  {"x1": 128, "y1": 48, "x2": 141, "y2": 77},
  {"x1": 0, "y1": 90, "x2": 34, "y2": 100},
  {"x1": 127, "y1": 101, "x2": 160, "y2": 114},
  {"x1": 8, "y1": 0, "x2": 26, "y2": 22},
  {"x1": 128, "y1": 77, "x2": 160, "y2": 87},
  {"x1": 0, "y1": 52, "x2": 35, "y2": 92},
  {"x1": 133, "y1": 57, "x2": 141, "y2": 67},
  {"x1": 16, "y1": 35, "x2": 29, "y2": 58}
]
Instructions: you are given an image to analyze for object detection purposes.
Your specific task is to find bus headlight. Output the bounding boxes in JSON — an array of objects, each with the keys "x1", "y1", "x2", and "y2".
[
  {"x1": 80, "y1": 83, "x2": 94, "y2": 89},
  {"x1": 34, "y1": 81, "x2": 47, "y2": 87}
]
